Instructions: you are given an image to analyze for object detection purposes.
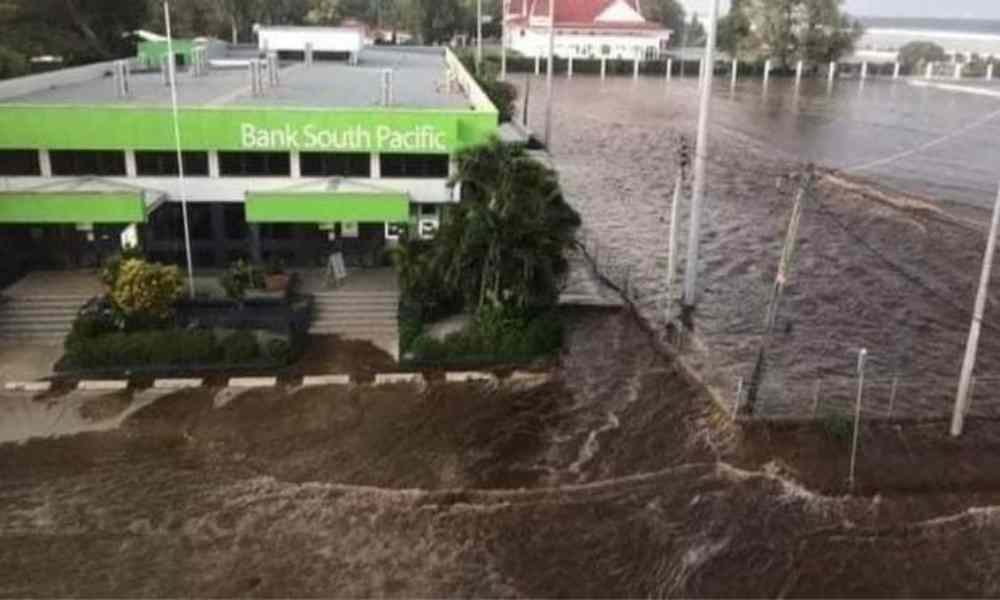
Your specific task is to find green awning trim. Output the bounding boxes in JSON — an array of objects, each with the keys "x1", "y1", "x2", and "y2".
[
  {"x1": 0, "y1": 192, "x2": 147, "y2": 224},
  {"x1": 245, "y1": 192, "x2": 410, "y2": 223}
]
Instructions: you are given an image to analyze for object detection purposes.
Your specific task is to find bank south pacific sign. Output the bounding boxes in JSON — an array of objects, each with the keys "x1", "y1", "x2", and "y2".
[{"x1": 240, "y1": 121, "x2": 453, "y2": 153}]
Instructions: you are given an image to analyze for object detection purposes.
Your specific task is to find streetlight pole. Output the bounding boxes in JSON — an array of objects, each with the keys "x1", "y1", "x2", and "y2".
[
  {"x1": 682, "y1": 0, "x2": 719, "y2": 308},
  {"x1": 544, "y1": 0, "x2": 555, "y2": 148},
  {"x1": 164, "y1": 1, "x2": 196, "y2": 300},
  {"x1": 476, "y1": 0, "x2": 483, "y2": 74},
  {"x1": 501, "y1": 0, "x2": 509, "y2": 80},
  {"x1": 951, "y1": 183, "x2": 1000, "y2": 437}
]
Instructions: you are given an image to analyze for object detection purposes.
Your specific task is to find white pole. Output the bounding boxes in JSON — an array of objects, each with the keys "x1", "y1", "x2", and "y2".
[
  {"x1": 763, "y1": 59, "x2": 772, "y2": 84},
  {"x1": 861, "y1": 61, "x2": 868, "y2": 80},
  {"x1": 682, "y1": 0, "x2": 718, "y2": 307},
  {"x1": 926, "y1": 62, "x2": 934, "y2": 79},
  {"x1": 849, "y1": 348, "x2": 868, "y2": 492},
  {"x1": 666, "y1": 174, "x2": 682, "y2": 309},
  {"x1": 164, "y1": 2, "x2": 195, "y2": 300},
  {"x1": 893, "y1": 62, "x2": 901, "y2": 79},
  {"x1": 567, "y1": 55, "x2": 574, "y2": 78},
  {"x1": 535, "y1": 54, "x2": 540, "y2": 75},
  {"x1": 544, "y1": 0, "x2": 554, "y2": 148},
  {"x1": 476, "y1": 0, "x2": 483, "y2": 74},
  {"x1": 500, "y1": 0, "x2": 508, "y2": 80},
  {"x1": 634, "y1": 54, "x2": 641, "y2": 79},
  {"x1": 955, "y1": 62, "x2": 963, "y2": 80},
  {"x1": 988, "y1": 64, "x2": 995, "y2": 81},
  {"x1": 951, "y1": 184, "x2": 1000, "y2": 437},
  {"x1": 795, "y1": 60, "x2": 803, "y2": 85},
  {"x1": 666, "y1": 58, "x2": 673, "y2": 81},
  {"x1": 731, "y1": 58, "x2": 738, "y2": 86},
  {"x1": 601, "y1": 56, "x2": 607, "y2": 80},
  {"x1": 828, "y1": 61, "x2": 837, "y2": 84}
]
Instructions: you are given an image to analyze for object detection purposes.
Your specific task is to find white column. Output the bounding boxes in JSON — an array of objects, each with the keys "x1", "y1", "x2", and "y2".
[
  {"x1": 535, "y1": 54, "x2": 541, "y2": 75},
  {"x1": 828, "y1": 62, "x2": 837, "y2": 84},
  {"x1": 633, "y1": 55, "x2": 641, "y2": 79},
  {"x1": 125, "y1": 150, "x2": 137, "y2": 177},
  {"x1": 38, "y1": 149, "x2": 52, "y2": 177},
  {"x1": 731, "y1": 59, "x2": 738, "y2": 86},
  {"x1": 763, "y1": 59, "x2": 772, "y2": 84},
  {"x1": 861, "y1": 61, "x2": 868, "y2": 79},
  {"x1": 600, "y1": 57, "x2": 607, "y2": 80},
  {"x1": 290, "y1": 150, "x2": 301, "y2": 178},
  {"x1": 370, "y1": 153, "x2": 381, "y2": 179},
  {"x1": 988, "y1": 64, "x2": 995, "y2": 81},
  {"x1": 208, "y1": 150, "x2": 220, "y2": 178},
  {"x1": 795, "y1": 60, "x2": 803, "y2": 84},
  {"x1": 893, "y1": 62, "x2": 901, "y2": 79},
  {"x1": 666, "y1": 58, "x2": 673, "y2": 81},
  {"x1": 567, "y1": 55, "x2": 573, "y2": 78}
]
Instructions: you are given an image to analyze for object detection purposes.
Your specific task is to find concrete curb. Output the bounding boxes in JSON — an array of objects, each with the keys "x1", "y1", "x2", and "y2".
[
  {"x1": 445, "y1": 371, "x2": 497, "y2": 383},
  {"x1": 3, "y1": 381, "x2": 53, "y2": 393},
  {"x1": 78, "y1": 380, "x2": 129, "y2": 392},
  {"x1": 154, "y1": 378, "x2": 204, "y2": 390},
  {"x1": 374, "y1": 373, "x2": 425, "y2": 386},
  {"x1": 301, "y1": 375, "x2": 351, "y2": 387},
  {"x1": 228, "y1": 377, "x2": 278, "y2": 389}
]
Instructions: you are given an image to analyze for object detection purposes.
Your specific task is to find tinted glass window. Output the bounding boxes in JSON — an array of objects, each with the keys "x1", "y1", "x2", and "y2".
[
  {"x1": 135, "y1": 151, "x2": 209, "y2": 176},
  {"x1": 300, "y1": 152, "x2": 371, "y2": 177},
  {"x1": 0, "y1": 150, "x2": 40, "y2": 176},
  {"x1": 50, "y1": 150, "x2": 126, "y2": 176},
  {"x1": 218, "y1": 152, "x2": 290, "y2": 177},
  {"x1": 380, "y1": 154, "x2": 449, "y2": 178}
]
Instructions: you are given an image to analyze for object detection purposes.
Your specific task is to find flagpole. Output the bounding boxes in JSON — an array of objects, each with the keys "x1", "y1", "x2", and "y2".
[{"x1": 164, "y1": 1, "x2": 196, "y2": 299}]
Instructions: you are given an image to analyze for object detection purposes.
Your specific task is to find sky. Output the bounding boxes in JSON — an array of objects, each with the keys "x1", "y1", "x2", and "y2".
[{"x1": 677, "y1": 0, "x2": 1000, "y2": 20}]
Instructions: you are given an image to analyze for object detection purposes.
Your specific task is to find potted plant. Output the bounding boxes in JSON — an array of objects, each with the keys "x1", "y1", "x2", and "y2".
[{"x1": 264, "y1": 257, "x2": 291, "y2": 292}]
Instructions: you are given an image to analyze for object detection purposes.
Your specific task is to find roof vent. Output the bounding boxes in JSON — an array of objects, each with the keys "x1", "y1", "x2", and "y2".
[
  {"x1": 112, "y1": 60, "x2": 132, "y2": 98},
  {"x1": 381, "y1": 69, "x2": 393, "y2": 106}
]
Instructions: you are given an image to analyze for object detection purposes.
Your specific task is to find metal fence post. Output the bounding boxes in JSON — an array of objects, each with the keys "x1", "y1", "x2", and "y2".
[
  {"x1": 888, "y1": 376, "x2": 899, "y2": 418},
  {"x1": 734, "y1": 377, "x2": 744, "y2": 420},
  {"x1": 812, "y1": 379, "x2": 822, "y2": 417},
  {"x1": 849, "y1": 348, "x2": 868, "y2": 493}
]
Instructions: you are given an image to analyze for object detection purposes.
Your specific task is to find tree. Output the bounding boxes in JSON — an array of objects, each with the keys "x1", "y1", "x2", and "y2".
[
  {"x1": 642, "y1": 0, "x2": 686, "y2": 43},
  {"x1": 430, "y1": 139, "x2": 581, "y2": 310},
  {"x1": 898, "y1": 41, "x2": 947, "y2": 68},
  {"x1": 415, "y1": 0, "x2": 464, "y2": 44},
  {"x1": 717, "y1": 0, "x2": 753, "y2": 58},
  {"x1": 0, "y1": 46, "x2": 28, "y2": 80}
]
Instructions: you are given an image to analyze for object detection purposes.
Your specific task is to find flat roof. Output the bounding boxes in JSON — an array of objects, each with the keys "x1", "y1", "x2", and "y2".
[{"x1": 0, "y1": 47, "x2": 471, "y2": 111}]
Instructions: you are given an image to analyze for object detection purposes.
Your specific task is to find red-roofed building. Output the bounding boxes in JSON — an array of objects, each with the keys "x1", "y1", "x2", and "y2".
[{"x1": 505, "y1": 0, "x2": 672, "y2": 60}]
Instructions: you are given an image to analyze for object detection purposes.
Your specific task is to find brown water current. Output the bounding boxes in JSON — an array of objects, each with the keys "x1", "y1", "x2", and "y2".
[{"x1": 521, "y1": 74, "x2": 1000, "y2": 417}]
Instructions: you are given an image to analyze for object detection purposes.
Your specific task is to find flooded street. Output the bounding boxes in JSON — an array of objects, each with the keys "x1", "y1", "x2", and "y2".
[{"x1": 524, "y1": 73, "x2": 1000, "y2": 417}]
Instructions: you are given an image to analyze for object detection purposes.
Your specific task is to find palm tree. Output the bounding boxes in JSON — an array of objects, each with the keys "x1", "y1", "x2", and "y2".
[{"x1": 432, "y1": 138, "x2": 581, "y2": 311}]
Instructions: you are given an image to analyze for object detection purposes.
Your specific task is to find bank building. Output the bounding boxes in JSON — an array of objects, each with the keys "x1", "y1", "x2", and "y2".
[{"x1": 0, "y1": 26, "x2": 498, "y2": 280}]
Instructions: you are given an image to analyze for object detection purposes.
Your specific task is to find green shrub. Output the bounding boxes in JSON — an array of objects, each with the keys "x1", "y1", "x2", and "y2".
[
  {"x1": 63, "y1": 329, "x2": 223, "y2": 370},
  {"x1": 220, "y1": 260, "x2": 265, "y2": 302},
  {"x1": 111, "y1": 259, "x2": 184, "y2": 319},
  {"x1": 222, "y1": 330, "x2": 259, "y2": 363},
  {"x1": 66, "y1": 313, "x2": 117, "y2": 348}
]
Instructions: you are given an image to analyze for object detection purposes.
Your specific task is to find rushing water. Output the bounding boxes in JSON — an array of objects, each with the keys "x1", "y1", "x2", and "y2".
[{"x1": 520, "y1": 74, "x2": 1000, "y2": 416}]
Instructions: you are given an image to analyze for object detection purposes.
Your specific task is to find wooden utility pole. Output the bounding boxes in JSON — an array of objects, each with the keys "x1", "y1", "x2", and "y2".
[
  {"x1": 951, "y1": 183, "x2": 1000, "y2": 436},
  {"x1": 746, "y1": 167, "x2": 816, "y2": 412}
]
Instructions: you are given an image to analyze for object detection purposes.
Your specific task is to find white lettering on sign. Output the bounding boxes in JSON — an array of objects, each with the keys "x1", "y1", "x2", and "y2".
[{"x1": 240, "y1": 123, "x2": 448, "y2": 152}]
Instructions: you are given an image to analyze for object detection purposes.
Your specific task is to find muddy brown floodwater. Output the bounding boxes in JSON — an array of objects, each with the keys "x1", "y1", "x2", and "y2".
[{"x1": 524, "y1": 74, "x2": 1000, "y2": 418}]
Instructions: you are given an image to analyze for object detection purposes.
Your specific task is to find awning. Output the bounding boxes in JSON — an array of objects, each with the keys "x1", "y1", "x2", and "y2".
[
  {"x1": 245, "y1": 191, "x2": 410, "y2": 223},
  {"x1": 0, "y1": 192, "x2": 148, "y2": 224}
]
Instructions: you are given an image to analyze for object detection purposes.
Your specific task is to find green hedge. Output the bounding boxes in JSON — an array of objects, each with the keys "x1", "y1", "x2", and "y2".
[
  {"x1": 62, "y1": 326, "x2": 292, "y2": 370},
  {"x1": 405, "y1": 307, "x2": 563, "y2": 364}
]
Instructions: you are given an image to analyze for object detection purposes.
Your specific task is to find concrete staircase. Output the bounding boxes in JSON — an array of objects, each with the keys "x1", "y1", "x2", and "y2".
[
  {"x1": 0, "y1": 295, "x2": 88, "y2": 342},
  {"x1": 310, "y1": 290, "x2": 400, "y2": 359}
]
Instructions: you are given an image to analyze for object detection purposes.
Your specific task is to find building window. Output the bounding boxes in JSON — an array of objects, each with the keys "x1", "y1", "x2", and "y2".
[
  {"x1": 0, "y1": 150, "x2": 40, "y2": 176},
  {"x1": 50, "y1": 150, "x2": 126, "y2": 176},
  {"x1": 300, "y1": 152, "x2": 371, "y2": 177},
  {"x1": 218, "y1": 151, "x2": 291, "y2": 177},
  {"x1": 380, "y1": 154, "x2": 449, "y2": 178},
  {"x1": 135, "y1": 151, "x2": 210, "y2": 176}
]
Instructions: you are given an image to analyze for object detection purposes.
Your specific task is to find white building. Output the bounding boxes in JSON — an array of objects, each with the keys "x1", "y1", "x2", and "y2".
[{"x1": 505, "y1": 0, "x2": 672, "y2": 60}]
